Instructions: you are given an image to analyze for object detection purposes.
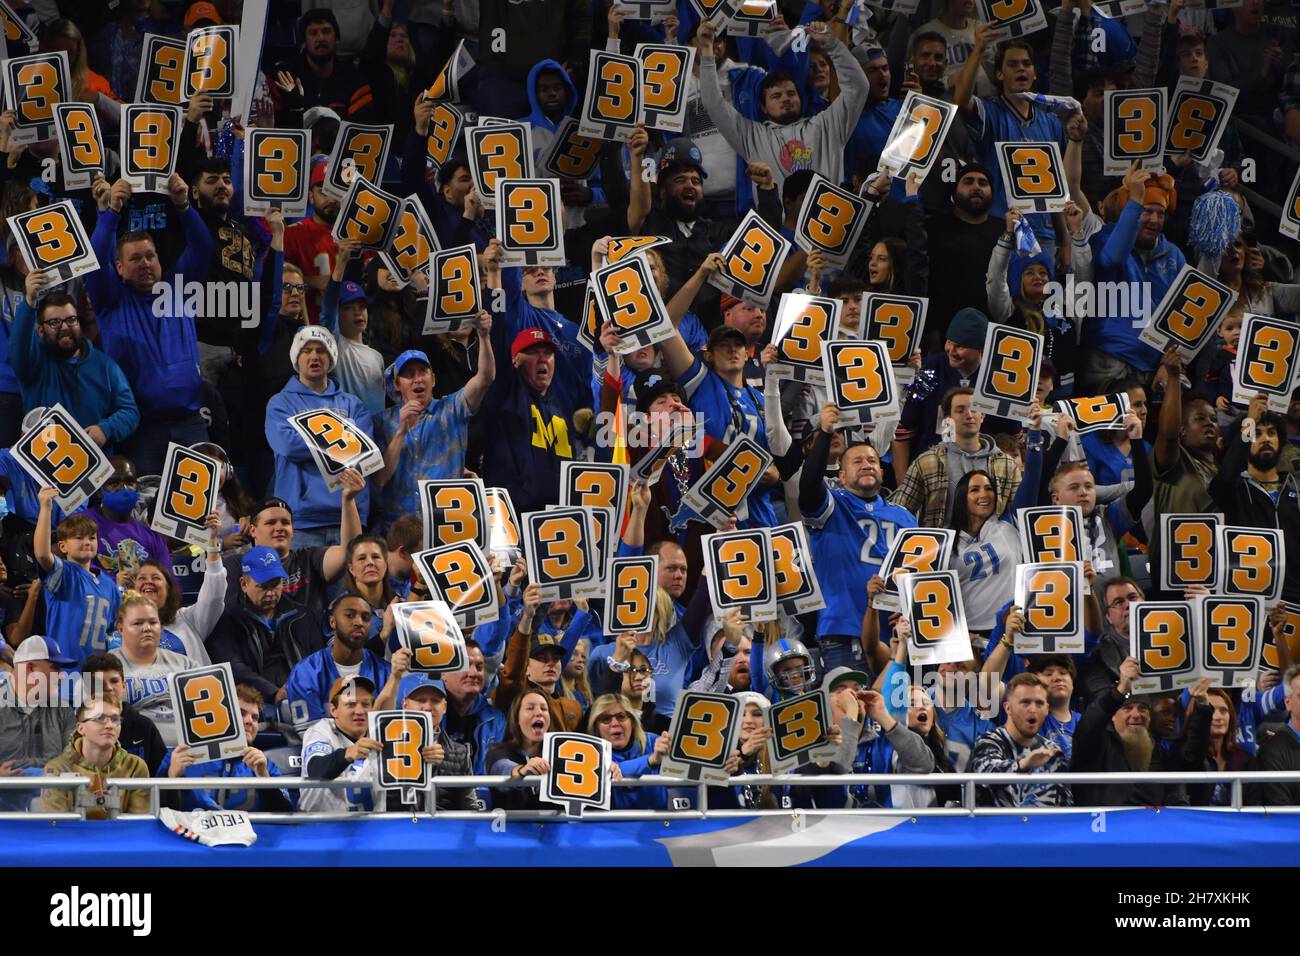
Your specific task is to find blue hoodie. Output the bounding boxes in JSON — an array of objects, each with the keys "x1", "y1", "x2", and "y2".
[
  {"x1": 445, "y1": 692, "x2": 507, "y2": 776},
  {"x1": 86, "y1": 206, "x2": 214, "y2": 418},
  {"x1": 264, "y1": 377, "x2": 374, "y2": 529},
  {"x1": 610, "y1": 733, "x2": 668, "y2": 810},
  {"x1": 7, "y1": 300, "x2": 139, "y2": 450},
  {"x1": 524, "y1": 59, "x2": 607, "y2": 211}
]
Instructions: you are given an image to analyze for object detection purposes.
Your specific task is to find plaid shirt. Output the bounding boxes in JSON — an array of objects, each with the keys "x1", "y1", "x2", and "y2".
[{"x1": 890, "y1": 443, "x2": 1022, "y2": 528}]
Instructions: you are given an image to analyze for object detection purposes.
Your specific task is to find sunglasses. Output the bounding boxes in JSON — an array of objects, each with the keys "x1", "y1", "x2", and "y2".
[{"x1": 596, "y1": 712, "x2": 631, "y2": 725}]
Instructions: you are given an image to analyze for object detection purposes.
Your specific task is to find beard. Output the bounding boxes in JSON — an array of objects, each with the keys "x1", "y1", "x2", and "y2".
[
  {"x1": 43, "y1": 336, "x2": 79, "y2": 359},
  {"x1": 664, "y1": 192, "x2": 699, "y2": 223},
  {"x1": 1248, "y1": 446, "x2": 1279, "y2": 470},
  {"x1": 954, "y1": 191, "x2": 989, "y2": 215},
  {"x1": 1119, "y1": 727, "x2": 1154, "y2": 771}
]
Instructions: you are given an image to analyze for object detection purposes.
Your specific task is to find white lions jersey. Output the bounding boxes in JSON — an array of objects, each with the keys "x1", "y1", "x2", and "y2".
[
  {"x1": 955, "y1": 520, "x2": 1020, "y2": 632},
  {"x1": 299, "y1": 718, "x2": 382, "y2": 814}
]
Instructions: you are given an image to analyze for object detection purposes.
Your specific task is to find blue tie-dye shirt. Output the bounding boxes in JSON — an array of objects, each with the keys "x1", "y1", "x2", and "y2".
[{"x1": 379, "y1": 389, "x2": 471, "y2": 527}]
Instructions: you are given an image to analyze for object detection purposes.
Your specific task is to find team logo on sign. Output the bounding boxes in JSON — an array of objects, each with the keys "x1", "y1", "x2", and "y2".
[
  {"x1": 1164, "y1": 76, "x2": 1238, "y2": 164},
  {"x1": 878, "y1": 91, "x2": 956, "y2": 183},
  {"x1": 606, "y1": 555, "x2": 658, "y2": 636},
  {"x1": 1055, "y1": 392, "x2": 1130, "y2": 435},
  {"x1": 636, "y1": 43, "x2": 694, "y2": 133},
  {"x1": 380, "y1": 197, "x2": 438, "y2": 287},
  {"x1": 540, "y1": 116, "x2": 603, "y2": 180},
  {"x1": 244, "y1": 128, "x2": 310, "y2": 218},
  {"x1": 1140, "y1": 265, "x2": 1238, "y2": 360},
  {"x1": 862, "y1": 294, "x2": 926, "y2": 382},
  {"x1": 768, "y1": 293, "x2": 842, "y2": 385},
  {"x1": 822, "y1": 340, "x2": 900, "y2": 429},
  {"x1": 371, "y1": 710, "x2": 432, "y2": 792},
  {"x1": 1130, "y1": 602, "x2": 1198, "y2": 693},
  {"x1": 874, "y1": 528, "x2": 956, "y2": 612},
  {"x1": 1159, "y1": 513, "x2": 1222, "y2": 592},
  {"x1": 322, "y1": 122, "x2": 394, "y2": 201},
  {"x1": 579, "y1": 50, "x2": 643, "y2": 140},
  {"x1": 394, "y1": 601, "x2": 467, "y2": 674},
  {"x1": 413, "y1": 540, "x2": 498, "y2": 628},
  {"x1": 900, "y1": 569, "x2": 973, "y2": 665},
  {"x1": 425, "y1": 102, "x2": 465, "y2": 173},
  {"x1": 7, "y1": 200, "x2": 97, "y2": 286},
  {"x1": 996, "y1": 141, "x2": 1068, "y2": 213},
  {"x1": 332, "y1": 175, "x2": 401, "y2": 249},
  {"x1": 3, "y1": 51, "x2": 70, "y2": 147},
  {"x1": 593, "y1": 255, "x2": 676, "y2": 352},
  {"x1": 1014, "y1": 561, "x2": 1085, "y2": 654},
  {"x1": 10, "y1": 403, "x2": 112, "y2": 513},
  {"x1": 794, "y1": 174, "x2": 868, "y2": 267},
  {"x1": 168, "y1": 663, "x2": 247, "y2": 759},
  {"x1": 542, "y1": 732, "x2": 612, "y2": 816},
  {"x1": 974, "y1": 0, "x2": 1047, "y2": 36},
  {"x1": 702, "y1": 527, "x2": 778, "y2": 623},
  {"x1": 53, "y1": 103, "x2": 105, "y2": 191},
  {"x1": 183, "y1": 24, "x2": 238, "y2": 98},
  {"x1": 1017, "y1": 505, "x2": 1086, "y2": 564},
  {"x1": 1217, "y1": 526, "x2": 1283, "y2": 603},
  {"x1": 679, "y1": 436, "x2": 774, "y2": 528},
  {"x1": 708, "y1": 209, "x2": 792, "y2": 307},
  {"x1": 466, "y1": 121, "x2": 533, "y2": 209},
  {"x1": 524, "y1": 508, "x2": 601, "y2": 600},
  {"x1": 425, "y1": 244, "x2": 481, "y2": 335},
  {"x1": 973, "y1": 323, "x2": 1042, "y2": 421},
  {"x1": 496, "y1": 178, "x2": 564, "y2": 267},
  {"x1": 661, "y1": 692, "x2": 742, "y2": 783},
  {"x1": 1233, "y1": 314, "x2": 1300, "y2": 412},
  {"x1": 1103, "y1": 88, "x2": 1166, "y2": 176},
  {"x1": 135, "y1": 34, "x2": 188, "y2": 104},
  {"x1": 418, "y1": 478, "x2": 488, "y2": 551},
  {"x1": 1199, "y1": 595, "x2": 1264, "y2": 688},
  {"x1": 152, "y1": 443, "x2": 220, "y2": 548},
  {"x1": 765, "y1": 689, "x2": 837, "y2": 774},
  {"x1": 121, "y1": 103, "x2": 183, "y2": 192},
  {"x1": 770, "y1": 522, "x2": 825, "y2": 616}
]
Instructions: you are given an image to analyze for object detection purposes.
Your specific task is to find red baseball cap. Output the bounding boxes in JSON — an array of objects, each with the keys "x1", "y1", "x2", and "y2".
[
  {"x1": 511, "y1": 327, "x2": 557, "y2": 360},
  {"x1": 310, "y1": 161, "x2": 328, "y2": 189}
]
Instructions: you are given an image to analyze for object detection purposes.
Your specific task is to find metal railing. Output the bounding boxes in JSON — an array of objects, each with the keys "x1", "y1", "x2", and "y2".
[{"x1": 5, "y1": 770, "x2": 1300, "y2": 823}]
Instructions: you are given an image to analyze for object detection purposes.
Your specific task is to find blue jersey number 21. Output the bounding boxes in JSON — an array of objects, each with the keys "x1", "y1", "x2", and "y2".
[{"x1": 962, "y1": 544, "x2": 1000, "y2": 581}]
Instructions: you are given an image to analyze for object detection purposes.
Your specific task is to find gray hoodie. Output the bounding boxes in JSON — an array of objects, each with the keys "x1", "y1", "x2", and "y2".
[{"x1": 943, "y1": 434, "x2": 1002, "y2": 519}]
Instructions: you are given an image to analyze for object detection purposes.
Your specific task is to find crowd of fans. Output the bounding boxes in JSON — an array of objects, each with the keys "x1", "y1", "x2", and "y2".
[{"x1": 0, "y1": 0, "x2": 1298, "y2": 816}]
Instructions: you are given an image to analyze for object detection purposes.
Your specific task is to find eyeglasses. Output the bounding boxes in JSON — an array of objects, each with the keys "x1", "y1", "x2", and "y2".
[
  {"x1": 630, "y1": 666, "x2": 653, "y2": 677},
  {"x1": 283, "y1": 283, "x2": 306, "y2": 293},
  {"x1": 1108, "y1": 594, "x2": 1141, "y2": 609},
  {"x1": 42, "y1": 316, "x2": 79, "y2": 328},
  {"x1": 81, "y1": 714, "x2": 121, "y2": 727},
  {"x1": 596, "y1": 712, "x2": 631, "y2": 724}
]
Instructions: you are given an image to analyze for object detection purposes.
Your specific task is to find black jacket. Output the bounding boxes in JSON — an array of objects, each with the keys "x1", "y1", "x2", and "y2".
[
  {"x1": 1078, "y1": 627, "x2": 1129, "y2": 707},
  {"x1": 1251, "y1": 722, "x2": 1300, "y2": 806},
  {"x1": 206, "y1": 594, "x2": 326, "y2": 702},
  {"x1": 1069, "y1": 686, "x2": 1189, "y2": 807}
]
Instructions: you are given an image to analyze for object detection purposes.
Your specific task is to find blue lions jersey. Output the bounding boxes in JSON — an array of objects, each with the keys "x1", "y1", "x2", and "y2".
[
  {"x1": 935, "y1": 704, "x2": 995, "y2": 773},
  {"x1": 802, "y1": 484, "x2": 916, "y2": 638},
  {"x1": 106, "y1": 628, "x2": 188, "y2": 655},
  {"x1": 43, "y1": 557, "x2": 121, "y2": 666},
  {"x1": 1041, "y1": 711, "x2": 1081, "y2": 764},
  {"x1": 284, "y1": 643, "x2": 391, "y2": 731},
  {"x1": 679, "y1": 358, "x2": 775, "y2": 528}
]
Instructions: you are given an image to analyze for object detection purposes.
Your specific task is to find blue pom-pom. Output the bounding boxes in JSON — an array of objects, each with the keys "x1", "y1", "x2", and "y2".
[{"x1": 1188, "y1": 185, "x2": 1240, "y2": 259}]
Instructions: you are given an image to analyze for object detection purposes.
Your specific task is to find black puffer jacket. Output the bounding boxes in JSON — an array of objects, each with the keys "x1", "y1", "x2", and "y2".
[{"x1": 1070, "y1": 686, "x2": 1189, "y2": 807}]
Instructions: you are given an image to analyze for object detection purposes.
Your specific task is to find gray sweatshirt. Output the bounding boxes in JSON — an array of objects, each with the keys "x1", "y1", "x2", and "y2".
[{"x1": 699, "y1": 35, "x2": 868, "y2": 194}]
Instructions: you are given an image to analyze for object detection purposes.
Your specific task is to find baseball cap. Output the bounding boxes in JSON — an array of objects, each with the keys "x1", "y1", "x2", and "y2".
[
  {"x1": 13, "y1": 635, "x2": 74, "y2": 667},
  {"x1": 822, "y1": 665, "x2": 871, "y2": 693},
  {"x1": 399, "y1": 673, "x2": 447, "y2": 703},
  {"x1": 511, "y1": 327, "x2": 557, "y2": 360},
  {"x1": 632, "y1": 368, "x2": 687, "y2": 415},
  {"x1": 529, "y1": 633, "x2": 568, "y2": 661},
  {"x1": 249, "y1": 497, "x2": 292, "y2": 523},
  {"x1": 658, "y1": 137, "x2": 708, "y2": 180},
  {"x1": 707, "y1": 325, "x2": 748, "y2": 350},
  {"x1": 310, "y1": 160, "x2": 328, "y2": 189},
  {"x1": 328, "y1": 675, "x2": 377, "y2": 705},
  {"x1": 384, "y1": 348, "x2": 432, "y2": 401},
  {"x1": 720, "y1": 294, "x2": 743, "y2": 312},
  {"x1": 339, "y1": 280, "x2": 366, "y2": 305},
  {"x1": 185, "y1": 1, "x2": 222, "y2": 27},
  {"x1": 303, "y1": 106, "x2": 342, "y2": 129},
  {"x1": 241, "y1": 546, "x2": 288, "y2": 585}
]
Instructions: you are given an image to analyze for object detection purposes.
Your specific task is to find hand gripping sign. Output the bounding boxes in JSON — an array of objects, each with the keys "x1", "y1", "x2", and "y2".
[
  {"x1": 393, "y1": 600, "x2": 468, "y2": 675},
  {"x1": 7, "y1": 200, "x2": 97, "y2": 287},
  {"x1": 152, "y1": 443, "x2": 221, "y2": 548},
  {"x1": 11, "y1": 403, "x2": 112, "y2": 513},
  {"x1": 3, "y1": 51, "x2": 71, "y2": 147},
  {"x1": 542, "y1": 732, "x2": 613, "y2": 817},
  {"x1": 120, "y1": 103, "x2": 183, "y2": 193},
  {"x1": 661, "y1": 691, "x2": 743, "y2": 784},
  {"x1": 168, "y1": 663, "x2": 248, "y2": 760},
  {"x1": 768, "y1": 293, "x2": 843, "y2": 386},
  {"x1": 370, "y1": 710, "x2": 432, "y2": 797},
  {"x1": 1013, "y1": 561, "x2": 1085, "y2": 654}
]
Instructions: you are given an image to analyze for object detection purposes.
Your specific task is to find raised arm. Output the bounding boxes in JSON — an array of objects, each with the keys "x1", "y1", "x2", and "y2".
[
  {"x1": 1152, "y1": 346, "x2": 1184, "y2": 472},
  {"x1": 461, "y1": 311, "x2": 496, "y2": 412},
  {"x1": 953, "y1": 23, "x2": 995, "y2": 112}
]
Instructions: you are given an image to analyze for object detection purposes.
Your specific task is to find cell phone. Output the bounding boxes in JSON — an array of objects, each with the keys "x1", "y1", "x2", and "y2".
[{"x1": 905, "y1": 63, "x2": 917, "y2": 80}]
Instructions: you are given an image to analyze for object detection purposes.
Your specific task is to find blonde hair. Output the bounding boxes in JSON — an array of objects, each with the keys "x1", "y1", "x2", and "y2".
[
  {"x1": 587, "y1": 693, "x2": 646, "y2": 752},
  {"x1": 648, "y1": 588, "x2": 675, "y2": 644},
  {"x1": 561, "y1": 637, "x2": 593, "y2": 704},
  {"x1": 281, "y1": 262, "x2": 310, "y2": 325},
  {"x1": 115, "y1": 590, "x2": 158, "y2": 627}
]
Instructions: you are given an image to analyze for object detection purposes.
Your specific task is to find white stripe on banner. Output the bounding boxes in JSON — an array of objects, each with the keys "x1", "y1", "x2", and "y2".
[
  {"x1": 232, "y1": 0, "x2": 269, "y2": 125},
  {"x1": 657, "y1": 814, "x2": 909, "y2": 866}
]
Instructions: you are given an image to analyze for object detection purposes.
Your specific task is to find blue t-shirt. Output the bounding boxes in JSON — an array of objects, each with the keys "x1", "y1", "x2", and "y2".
[
  {"x1": 43, "y1": 556, "x2": 121, "y2": 666},
  {"x1": 379, "y1": 388, "x2": 471, "y2": 525},
  {"x1": 1041, "y1": 711, "x2": 1081, "y2": 764}
]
